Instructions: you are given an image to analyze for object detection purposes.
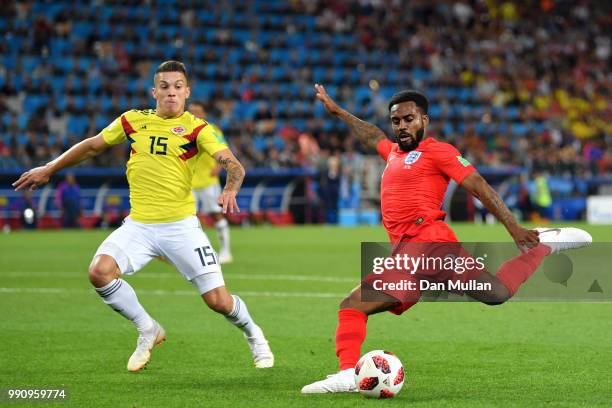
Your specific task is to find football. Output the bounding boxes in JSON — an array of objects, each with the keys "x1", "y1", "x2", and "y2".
[{"x1": 354, "y1": 350, "x2": 405, "y2": 398}]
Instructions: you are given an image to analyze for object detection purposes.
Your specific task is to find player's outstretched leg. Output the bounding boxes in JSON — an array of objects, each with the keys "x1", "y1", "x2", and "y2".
[
  {"x1": 498, "y1": 227, "x2": 591, "y2": 295},
  {"x1": 89, "y1": 255, "x2": 165, "y2": 372},
  {"x1": 301, "y1": 286, "x2": 400, "y2": 394},
  {"x1": 197, "y1": 282, "x2": 274, "y2": 368},
  {"x1": 469, "y1": 227, "x2": 593, "y2": 304}
]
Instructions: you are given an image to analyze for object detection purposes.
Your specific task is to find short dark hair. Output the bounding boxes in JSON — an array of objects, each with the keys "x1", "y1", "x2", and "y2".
[
  {"x1": 155, "y1": 60, "x2": 188, "y2": 82},
  {"x1": 388, "y1": 90, "x2": 428, "y2": 114}
]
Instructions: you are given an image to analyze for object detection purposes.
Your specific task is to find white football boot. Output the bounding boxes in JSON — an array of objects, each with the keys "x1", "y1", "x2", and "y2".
[
  {"x1": 301, "y1": 368, "x2": 358, "y2": 394},
  {"x1": 245, "y1": 326, "x2": 274, "y2": 368},
  {"x1": 536, "y1": 227, "x2": 592, "y2": 254},
  {"x1": 219, "y1": 250, "x2": 233, "y2": 264},
  {"x1": 127, "y1": 321, "x2": 166, "y2": 372}
]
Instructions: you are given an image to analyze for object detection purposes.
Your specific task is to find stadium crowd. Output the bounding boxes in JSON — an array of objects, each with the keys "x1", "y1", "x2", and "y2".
[{"x1": 0, "y1": 0, "x2": 610, "y2": 180}]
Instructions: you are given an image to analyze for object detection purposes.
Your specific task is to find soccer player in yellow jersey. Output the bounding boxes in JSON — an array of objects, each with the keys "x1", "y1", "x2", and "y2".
[
  {"x1": 188, "y1": 101, "x2": 233, "y2": 264},
  {"x1": 13, "y1": 61, "x2": 274, "y2": 371}
]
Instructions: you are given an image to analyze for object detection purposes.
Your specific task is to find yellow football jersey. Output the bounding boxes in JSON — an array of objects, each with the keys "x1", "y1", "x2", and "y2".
[
  {"x1": 102, "y1": 109, "x2": 228, "y2": 223},
  {"x1": 192, "y1": 123, "x2": 227, "y2": 189}
]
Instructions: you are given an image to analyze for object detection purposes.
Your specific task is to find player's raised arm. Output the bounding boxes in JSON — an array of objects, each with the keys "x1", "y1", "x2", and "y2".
[
  {"x1": 213, "y1": 148, "x2": 245, "y2": 214},
  {"x1": 460, "y1": 171, "x2": 540, "y2": 251},
  {"x1": 12, "y1": 133, "x2": 110, "y2": 191},
  {"x1": 314, "y1": 83, "x2": 386, "y2": 151}
]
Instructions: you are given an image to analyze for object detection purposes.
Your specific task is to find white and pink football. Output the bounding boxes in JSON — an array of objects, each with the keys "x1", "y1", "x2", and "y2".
[{"x1": 354, "y1": 350, "x2": 405, "y2": 398}]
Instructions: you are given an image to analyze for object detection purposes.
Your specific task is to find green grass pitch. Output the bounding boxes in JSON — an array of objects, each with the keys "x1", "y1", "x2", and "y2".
[{"x1": 1, "y1": 223, "x2": 611, "y2": 407}]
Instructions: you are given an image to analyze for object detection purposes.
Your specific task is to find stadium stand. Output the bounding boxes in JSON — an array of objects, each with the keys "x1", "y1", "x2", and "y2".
[{"x1": 0, "y1": 0, "x2": 610, "y2": 228}]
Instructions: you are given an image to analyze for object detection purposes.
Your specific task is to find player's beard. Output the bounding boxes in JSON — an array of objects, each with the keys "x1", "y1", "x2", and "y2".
[{"x1": 397, "y1": 127, "x2": 425, "y2": 152}]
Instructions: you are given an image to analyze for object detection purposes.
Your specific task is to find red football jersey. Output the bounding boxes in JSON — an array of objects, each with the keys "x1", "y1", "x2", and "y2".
[{"x1": 376, "y1": 137, "x2": 476, "y2": 242}]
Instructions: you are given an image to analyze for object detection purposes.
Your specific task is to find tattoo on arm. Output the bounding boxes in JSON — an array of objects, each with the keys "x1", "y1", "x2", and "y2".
[
  {"x1": 340, "y1": 112, "x2": 386, "y2": 151},
  {"x1": 217, "y1": 156, "x2": 245, "y2": 192},
  {"x1": 473, "y1": 181, "x2": 518, "y2": 230}
]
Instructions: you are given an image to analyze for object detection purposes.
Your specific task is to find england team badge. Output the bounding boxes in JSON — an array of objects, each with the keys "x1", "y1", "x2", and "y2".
[{"x1": 404, "y1": 151, "x2": 422, "y2": 165}]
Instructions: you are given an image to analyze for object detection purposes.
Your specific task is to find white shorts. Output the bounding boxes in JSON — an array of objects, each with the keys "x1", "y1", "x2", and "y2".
[
  {"x1": 193, "y1": 183, "x2": 222, "y2": 215},
  {"x1": 94, "y1": 216, "x2": 224, "y2": 293}
]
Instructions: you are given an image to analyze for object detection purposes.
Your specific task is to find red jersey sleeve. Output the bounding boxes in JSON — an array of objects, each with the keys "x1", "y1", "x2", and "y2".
[
  {"x1": 433, "y1": 142, "x2": 476, "y2": 184},
  {"x1": 377, "y1": 139, "x2": 394, "y2": 161}
]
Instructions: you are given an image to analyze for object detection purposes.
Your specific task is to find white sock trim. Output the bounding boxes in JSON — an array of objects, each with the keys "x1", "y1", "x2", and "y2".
[
  {"x1": 224, "y1": 295, "x2": 258, "y2": 337},
  {"x1": 94, "y1": 278, "x2": 154, "y2": 333},
  {"x1": 227, "y1": 294, "x2": 241, "y2": 318},
  {"x1": 95, "y1": 279, "x2": 123, "y2": 297},
  {"x1": 214, "y1": 218, "x2": 229, "y2": 229}
]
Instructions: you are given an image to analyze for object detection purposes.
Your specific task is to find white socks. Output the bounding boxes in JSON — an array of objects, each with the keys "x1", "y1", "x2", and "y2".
[
  {"x1": 95, "y1": 279, "x2": 154, "y2": 334},
  {"x1": 215, "y1": 218, "x2": 230, "y2": 254},
  {"x1": 225, "y1": 295, "x2": 259, "y2": 338},
  {"x1": 96, "y1": 281, "x2": 257, "y2": 341}
]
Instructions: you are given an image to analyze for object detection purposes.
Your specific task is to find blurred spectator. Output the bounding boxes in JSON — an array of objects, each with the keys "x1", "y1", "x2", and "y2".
[
  {"x1": 531, "y1": 171, "x2": 552, "y2": 222},
  {"x1": 319, "y1": 152, "x2": 341, "y2": 224},
  {"x1": 340, "y1": 138, "x2": 364, "y2": 209},
  {"x1": 55, "y1": 173, "x2": 81, "y2": 228},
  {"x1": 517, "y1": 173, "x2": 534, "y2": 222},
  {"x1": 0, "y1": 138, "x2": 19, "y2": 169}
]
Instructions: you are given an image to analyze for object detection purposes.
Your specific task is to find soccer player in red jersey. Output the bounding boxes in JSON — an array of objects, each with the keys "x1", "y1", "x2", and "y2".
[{"x1": 301, "y1": 84, "x2": 592, "y2": 393}]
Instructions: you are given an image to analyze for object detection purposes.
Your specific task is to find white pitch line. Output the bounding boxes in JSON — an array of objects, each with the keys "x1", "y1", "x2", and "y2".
[
  {"x1": 232, "y1": 273, "x2": 355, "y2": 283},
  {"x1": 0, "y1": 271, "x2": 356, "y2": 283},
  {"x1": 1, "y1": 287, "x2": 609, "y2": 302},
  {"x1": 0, "y1": 287, "x2": 346, "y2": 299}
]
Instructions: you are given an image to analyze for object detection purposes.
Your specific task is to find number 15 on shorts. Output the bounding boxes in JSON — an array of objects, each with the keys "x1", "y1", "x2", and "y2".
[{"x1": 195, "y1": 245, "x2": 217, "y2": 266}]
